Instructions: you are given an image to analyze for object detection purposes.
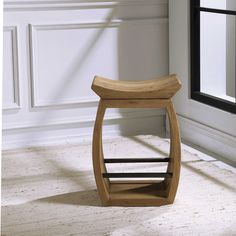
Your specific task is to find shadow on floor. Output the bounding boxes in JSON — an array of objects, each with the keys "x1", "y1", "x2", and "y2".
[
  {"x1": 128, "y1": 136, "x2": 236, "y2": 193},
  {"x1": 36, "y1": 189, "x2": 102, "y2": 207}
]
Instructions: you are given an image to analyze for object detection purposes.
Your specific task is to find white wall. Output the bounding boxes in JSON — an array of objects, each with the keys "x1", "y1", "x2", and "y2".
[
  {"x1": 3, "y1": 0, "x2": 169, "y2": 149},
  {"x1": 169, "y1": 0, "x2": 236, "y2": 165}
]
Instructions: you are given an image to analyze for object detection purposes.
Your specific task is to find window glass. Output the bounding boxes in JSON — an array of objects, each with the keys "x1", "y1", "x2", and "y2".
[
  {"x1": 200, "y1": 11, "x2": 236, "y2": 103},
  {"x1": 201, "y1": 0, "x2": 236, "y2": 11}
]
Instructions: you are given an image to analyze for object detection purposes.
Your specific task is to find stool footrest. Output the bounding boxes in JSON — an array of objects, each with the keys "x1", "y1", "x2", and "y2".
[
  {"x1": 104, "y1": 158, "x2": 170, "y2": 163},
  {"x1": 103, "y1": 172, "x2": 172, "y2": 178}
]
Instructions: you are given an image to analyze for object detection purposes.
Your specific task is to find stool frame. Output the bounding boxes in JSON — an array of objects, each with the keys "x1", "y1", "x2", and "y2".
[{"x1": 92, "y1": 98, "x2": 181, "y2": 206}]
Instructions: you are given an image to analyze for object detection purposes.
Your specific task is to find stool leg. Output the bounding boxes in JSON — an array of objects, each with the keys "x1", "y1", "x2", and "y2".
[
  {"x1": 165, "y1": 100, "x2": 181, "y2": 203},
  {"x1": 92, "y1": 100, "x2": 109, "y2": 205},
  {"x1": 92, "y1": 98, "x2": 181, "y2": 206}
]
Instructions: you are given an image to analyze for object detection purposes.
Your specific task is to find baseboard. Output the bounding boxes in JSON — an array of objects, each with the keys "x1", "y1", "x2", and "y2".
[
  {"x1": 175, "y1": 114, "x2": 236, "y2": 166},
  {"x1": 3, "y1": 110, "x2": 165, "y2": 150}
]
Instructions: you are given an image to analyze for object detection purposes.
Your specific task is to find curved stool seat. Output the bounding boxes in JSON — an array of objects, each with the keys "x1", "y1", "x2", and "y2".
[
  {"x1": 91, "y1": 74, "x2": 182, "y2": 206},
  {"x1": 92, "y1": 74, "x2": 181, "y2": 99}
]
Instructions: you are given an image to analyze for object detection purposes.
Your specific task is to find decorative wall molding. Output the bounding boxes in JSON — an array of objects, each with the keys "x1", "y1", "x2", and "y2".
[
  {"x1": 3, "y1": 26, "x2": 21, "y2": 111},
  {"x1": 30, "y1": 97, "x2": 100, "y2": 110},
  {"x1": 3, "y1": 2, "x2": 168, "y2": 150},
  {"x1": 30, "y1": 21, "x2": 122, "y2": 31},
  {"x1": 29, "y1": 20, "x2": 122, "y2": 109},
  {"x1": 29, "y1": 18, "x2": 167, "y2": 109},
  {"x1": 3, "y1": 108, "x2": 165, "y2": 131},
  {"x1": 4, "y1": 0, "x2": 168, "y2": 11},
  {"x1": 2, "y1": 109, "x2": 165, "y2": 150},
  {"x1": 176, "y1": 114, "x2": 236, "y2": 166}
]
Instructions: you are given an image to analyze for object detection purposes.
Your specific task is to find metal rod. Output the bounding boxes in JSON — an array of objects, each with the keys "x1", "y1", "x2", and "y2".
[
  {"x1": 198, "y1": 7, "x2": 236, "y2": 16},
  {"x1": 104, "y1": 158, "x2": 170, "y2": 163},
  {"x1": 102, "y1": 172, "x2": 173, "y2": 178}
]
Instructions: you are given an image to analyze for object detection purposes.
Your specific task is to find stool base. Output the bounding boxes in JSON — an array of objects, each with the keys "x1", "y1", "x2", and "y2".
[
  {"x1": 106, "y1": 180, "x2": 172, "y2": 207},
  {"x1": 92, "y1": 99, "x2": 181, "y2": 207}
]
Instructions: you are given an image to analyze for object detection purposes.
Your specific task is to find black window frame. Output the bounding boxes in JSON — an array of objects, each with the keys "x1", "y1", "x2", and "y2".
[{"x1": 190, "y1": 0, "x2": 236, "y2": 114}]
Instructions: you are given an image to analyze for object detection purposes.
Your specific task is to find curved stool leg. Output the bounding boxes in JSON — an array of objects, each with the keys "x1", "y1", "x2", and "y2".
[
  {"x1": 92, "y1": 98, "x2": 181, "y2": 206},
  {"x1": 92, "y1": 100, "x2": 109, "y2": 205},
  {"x1": 165, "y1": 100, "x2": 181, "y2": 203}
]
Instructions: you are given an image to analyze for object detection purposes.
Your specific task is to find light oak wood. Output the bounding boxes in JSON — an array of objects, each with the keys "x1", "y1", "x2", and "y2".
[
  {"x1": 92, "y1": 74, "x2": 181, "y2": 99},
  {"x1": 165, "y1": 101, "x2": 181, "y2": 203},
  {"x1": 92, "y1": 75, "x2": 181, "y2": 206},
  {"x1": 92, "y1": 101, "x2": 110, "y2": 204}
]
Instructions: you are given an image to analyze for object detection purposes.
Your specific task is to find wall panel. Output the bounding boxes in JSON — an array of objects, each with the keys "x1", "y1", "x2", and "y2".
[
  {"x1": 3, "y1": 26, "x2": 20, "y2": 110},
  {"x1": 3, "y1": 0, "x2": 169, "y2": 149}
]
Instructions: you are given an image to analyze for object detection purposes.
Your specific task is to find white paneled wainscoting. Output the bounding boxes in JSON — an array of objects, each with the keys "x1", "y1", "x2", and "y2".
[{"x1": 3, "y1": 0, "x2": 169, "y2": 149}]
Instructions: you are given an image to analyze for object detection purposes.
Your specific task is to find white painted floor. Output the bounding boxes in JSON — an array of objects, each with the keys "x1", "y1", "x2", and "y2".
[{"x1": 2, "y1": 135, "x2": 236, "y2": 236}]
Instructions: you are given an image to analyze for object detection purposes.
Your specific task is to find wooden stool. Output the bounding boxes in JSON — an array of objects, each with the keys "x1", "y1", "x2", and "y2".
[{"x1": 91, "y1": 74, "x2": 182, "y2": 206}]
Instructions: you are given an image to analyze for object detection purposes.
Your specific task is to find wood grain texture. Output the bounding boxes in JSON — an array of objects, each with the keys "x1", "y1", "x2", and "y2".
[
  {"x1": 92, "y1": 75, "x2": 182, "y2": 206},
  {"x1": 92, "y1": 100, "x2": 110, "y2": 204},
  {"x1": 92, "y1": 74, "x2": 181, "y2": 99},
  {"x1": 165, "y1": 101, "x2": 181, "y2": 203}
]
